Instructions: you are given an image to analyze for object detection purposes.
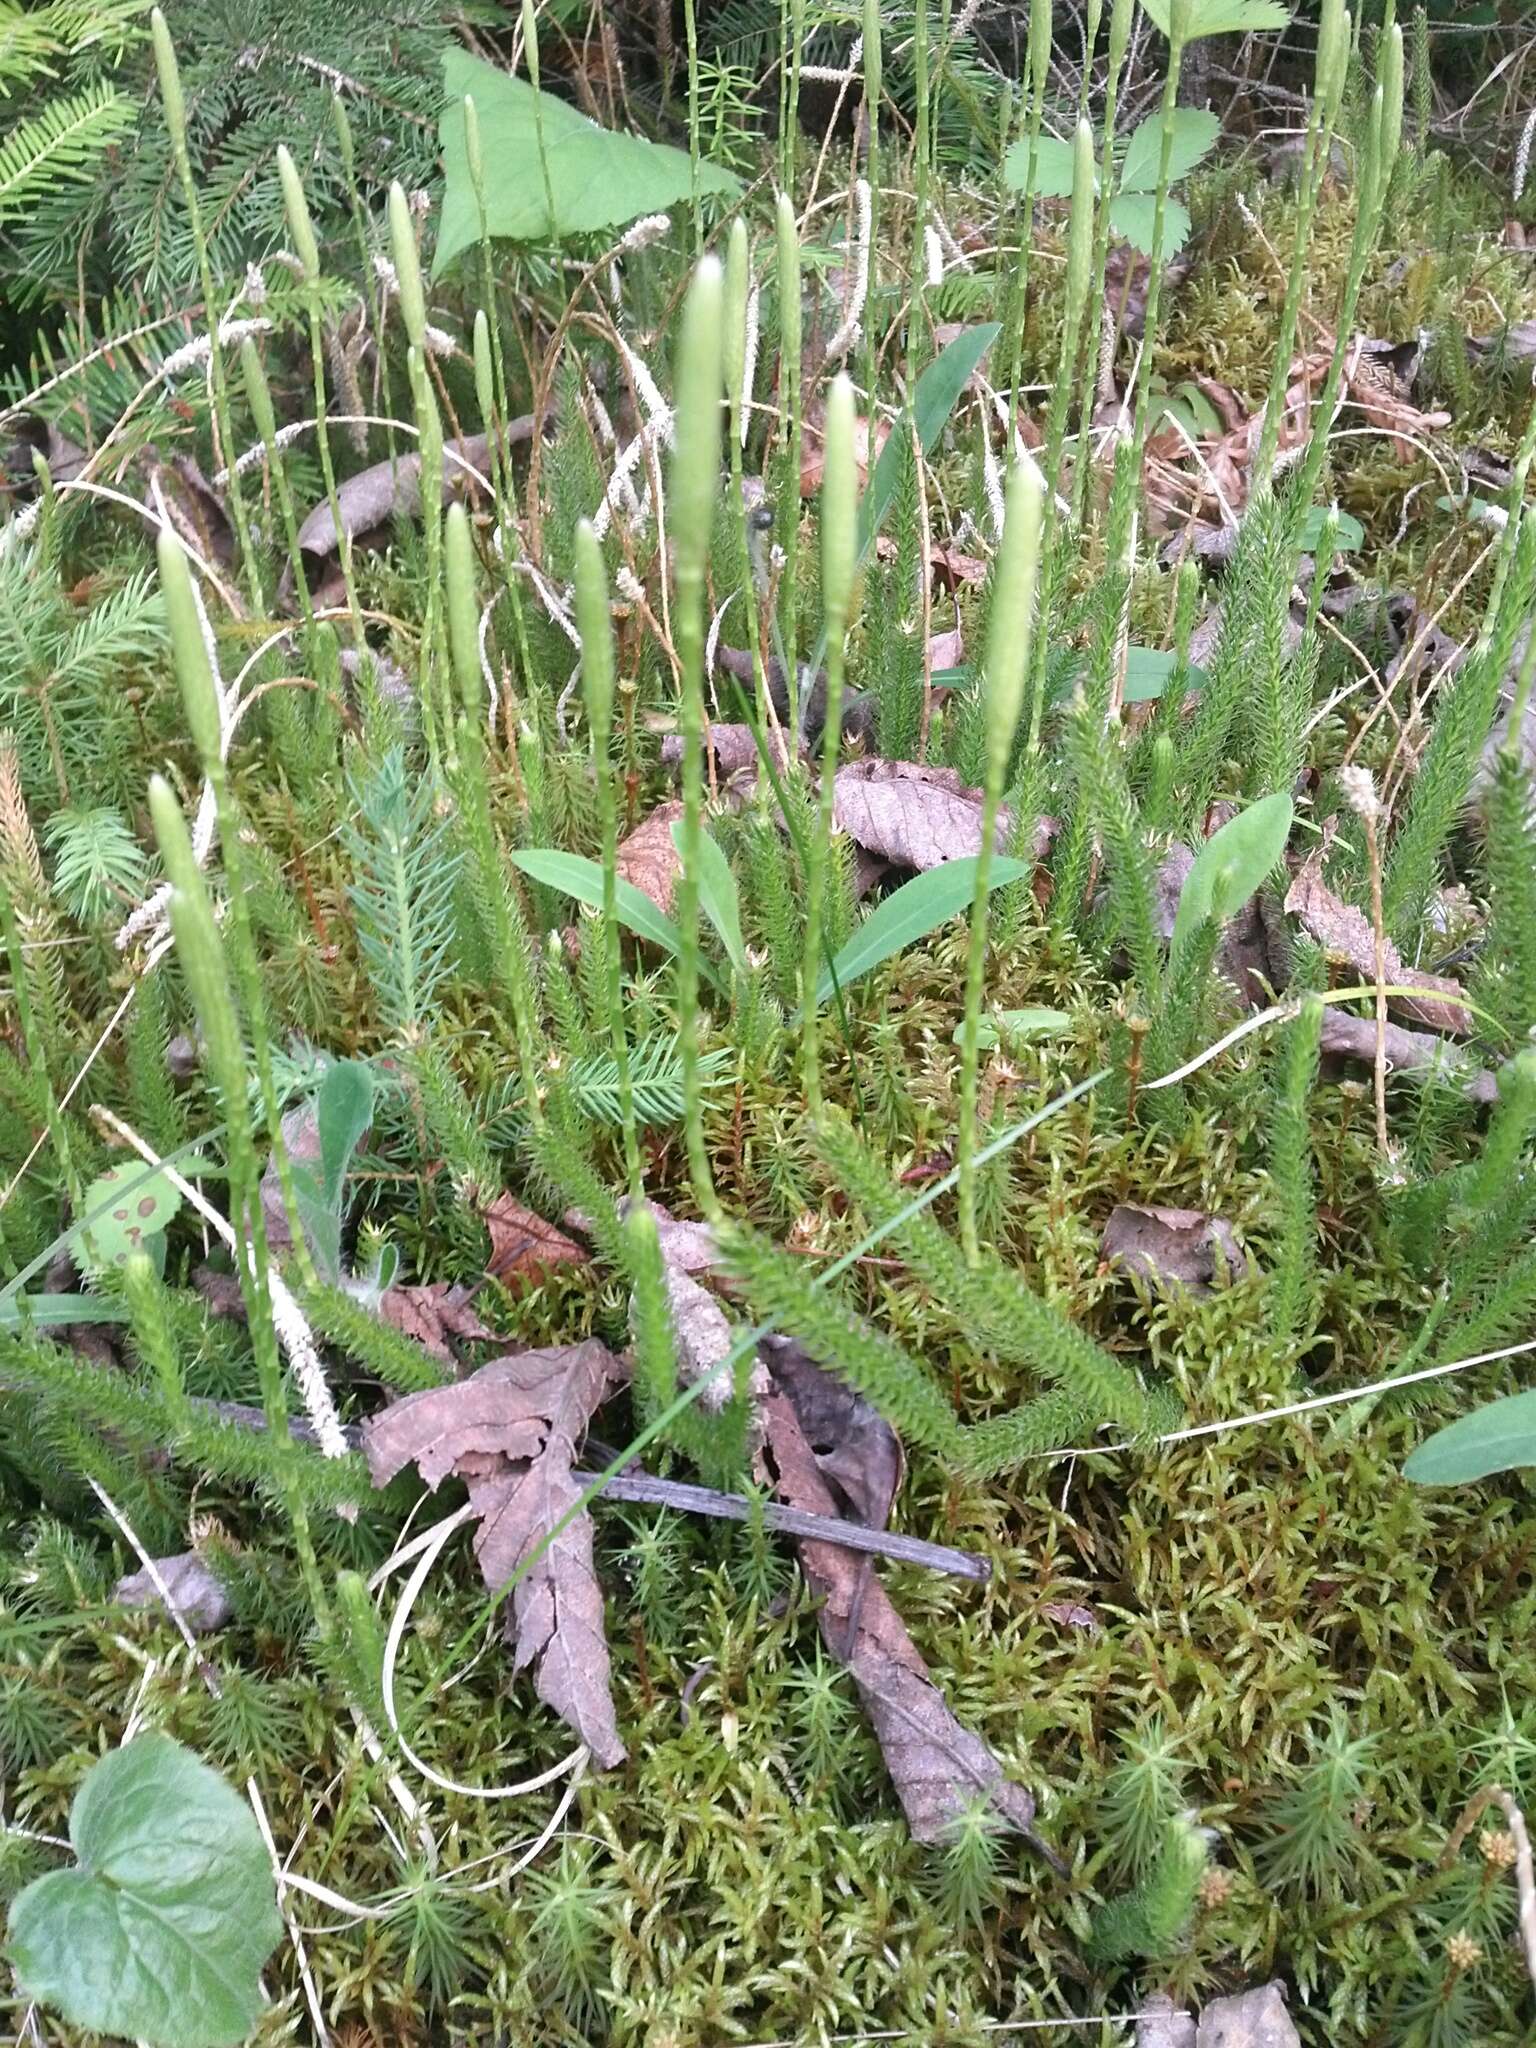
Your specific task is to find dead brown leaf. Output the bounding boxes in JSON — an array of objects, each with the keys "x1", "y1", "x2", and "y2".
[
  {"x1": 362, "y1": 1341, "x2": 628, "y2": 1765},
  {"x1": 379, "y1": 1282, "x2": 497, "y2": 1364},
  {"x1": 762, "y1": 1376, "x2": 1046, "y2": 1850},
  {"x1": 762, "y1": 1335, "x2": 902, "y2": 1528},
  {"x1": 114, "y1": 1551, "x2": 232, "y2": 1634},
  {"x1": 615, "y1": 799, "x2": 686, "y2": 913},
  {"x1": 800, "y1": 414, "x2": 890, "y2": 497},
  {"x1": 1285, "y1": 850, "x2": 1471, "y2": 1034},
  {"x1": 483, "y1": 1193, "x2": 589, "y2": 1291},
  {"x1": 832, "y1": 760, "x2": 1009, "y2": 871},
  {"x1": 1101, "y1": 1204, "x2": 1254, "y2": 1294}
]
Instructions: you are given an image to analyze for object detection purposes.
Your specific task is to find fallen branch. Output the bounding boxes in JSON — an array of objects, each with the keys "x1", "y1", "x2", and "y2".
[{"x1": 195, "y1": 1400, "x2": 992, "y2": 1584}]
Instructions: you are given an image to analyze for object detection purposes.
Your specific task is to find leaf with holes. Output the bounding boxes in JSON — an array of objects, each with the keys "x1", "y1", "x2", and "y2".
[
  {"x1": 75, "y1": 1160, "x2": 184, "y2": 1278},
  {"x1": 7, "y1": 1733, "x2": 282, "y2": 2048}
]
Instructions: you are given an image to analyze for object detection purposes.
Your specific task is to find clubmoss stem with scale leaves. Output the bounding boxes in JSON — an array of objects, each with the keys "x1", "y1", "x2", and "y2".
[
  {"x1": 670, "y1": 259, "x2": 726, "y2": 1216},
  {"x1": 800, "y1": 375, "x2": 857, "y2": 1116},
  {"x1": 957, "y1": 460, "x2": 1044, "y2": 1264}
]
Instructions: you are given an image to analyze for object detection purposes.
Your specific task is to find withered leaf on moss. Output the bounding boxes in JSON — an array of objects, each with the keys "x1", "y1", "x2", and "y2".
[
  {"x1": 361, "y1": 1341, "x2": 628, "y2": 1765},
  {"x1": 762, "y1": 1366, "x2": 1047, "y2": 1853},
  {"x1": 482, "y1": 1192, "x2": 588, "y2": 1292}
]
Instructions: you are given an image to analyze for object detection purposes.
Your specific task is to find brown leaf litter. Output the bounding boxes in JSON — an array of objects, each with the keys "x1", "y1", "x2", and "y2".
[
  {"x1": 1284, "y1": 849, "x2": 1472, "y2": 1035},
  {"x1": 362, "y1": 1341, "x2": 628, "y2": 1765},
  {"x1": 761, "y1": 1348, "x2": 1053, "y2": 1857},
  {"x1": 1101, "y1": 1204, "x2": 1255, "y2": 1295},
  {"x1": 378, "y1": 1282, "x2": 498, "y2": 1364},
  {"x1": 482, "y1": 1192, "x2": 589, "y2": 1291}
]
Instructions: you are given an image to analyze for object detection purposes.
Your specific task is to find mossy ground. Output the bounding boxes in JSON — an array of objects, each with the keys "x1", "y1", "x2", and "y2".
[{"x1": 5, "y1": 103, "x2": 1536, "y2": 2048}]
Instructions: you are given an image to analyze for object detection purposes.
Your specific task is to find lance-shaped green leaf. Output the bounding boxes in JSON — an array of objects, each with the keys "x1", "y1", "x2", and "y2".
[
  {"x1": 1405, "y1": 1389, "x2": 1536, "y2": 1486},
  {"x1": 816, "y1": 855, "x2": 1032, "y2": 1006},
  {"x1": 1169, "y1": 791, "x2": 1293, "y2": 972},
  {"x1": 509, "y1": 848, "x2": 724, "y2": 989},
  {"x1": 671, "y1": 821, "x2": 747, "y2": 978},
  {"x1": 8, "y1": 1733, "x2": 283, "y2": 2048},
  {"x1": 859, "y1": 324, "x2": 1000, "y2": 558}
]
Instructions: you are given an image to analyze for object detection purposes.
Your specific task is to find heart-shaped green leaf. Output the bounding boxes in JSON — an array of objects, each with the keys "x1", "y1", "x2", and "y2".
[
  {"x1": 8, "y1": 1733, "x2": 282, "y2": 2048},
  {"x1": 816, "y1": 855, "x2": 1032, "y2": 1007},
  {"x1": 1404, "y1": 1389, "x2": 1536, "y2": 1485},
  {"x1": 76, "y1": 1160, "x2": 184, "y2": 1278},
  {"x1": 436, "y1": 49, "x2": 740, "y2": 275}
]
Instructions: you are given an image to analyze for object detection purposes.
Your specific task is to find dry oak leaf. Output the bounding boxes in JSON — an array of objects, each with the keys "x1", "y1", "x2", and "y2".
[
  {"x1": 1102, "y1": 1203, "x2": 1254, "y2": 1294},
  {"x1": 378, "y1": 1282, "x2": 497, "y2": 1364},
  {"x1": 362, "y1": 1341, "x2": 627, "y2": 1765},
  {"x1": 483, "y1": 1193, "x2": 589, "y2": 1291},
  {"x1": 761, "y1": 1375, "x2": 1047, "y2": 1852},
  {"x1": 1285, "y1": 849, "x2": 1472, "y2": 1035},
  {"x1": 832, "y1": 760, "x2": 1012, "y2": 871},
  {"x1": 615, "y1": 798, "x2": 686, "y2": 913}
]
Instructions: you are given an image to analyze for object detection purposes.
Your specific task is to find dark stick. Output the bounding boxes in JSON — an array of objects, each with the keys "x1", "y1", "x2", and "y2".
[{"x1": 198, "y1": 1399, "x2": 992, "y2": 1585}]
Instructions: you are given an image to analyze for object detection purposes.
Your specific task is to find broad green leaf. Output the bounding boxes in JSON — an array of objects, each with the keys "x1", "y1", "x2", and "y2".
[
  {"x1": 8, "y1": 1733, "x2": 282, "y2": 2048},
  {"x1": 1052, "y1": 646, "x2": 1208, "y2": 707},
  {"x1": 509, "y1": 849, "x2": 722, "y2": 988},
  {"x1": 435, "y1": 48, "x2": 740, "y2": 276},
  {"x1": 951, "y1": 1006, "x2": 1073, "y2": 1048},
  {"x1": 1002, "y1": 131, "x2": 1076, "y2": 198},
  {"x1": 1139, "y1": 0, "x2": 1291, "y2": 37},
  {"x1": 672, "y1": 821, "x2": 748, "y2": 978},
  {"x1": 1296, "y1": 505, "x2": 1365, "y2": 552},
  {"x1": 1404, "y1": 1389, "x2": 1536, "y2": 1485},
  {"x1": 1170, "y1": 791, "x2": 1293, "y2": 968},
  {"x1": 1150, "y1": 383, "x2": 1224, "y2": 440},
  {"x1": 816, "y1": 856, "x2": 1032, "y2": 1006},
  {"x1": 76, "y1": 1159, "x2": 183, "y2": 1278},
  {"x1": 1119, "y1": 108, "x2": 1220, "y2": 193},
  {"x1": 1125, "y1": 645, "x2": 1208, "y2": 703},
  {"x1": 1108, "y1": 192, "x2": 1192, "y2": 257},
  {"x1": 317, "y1": 1058, "x2": 375, "y2": 1212},
  {"x1": 859, "y1": 324, "x2": 1001, "y2": 560},
  {"x1": 0, "y1": 1295, "x2": 132, "y2": 1331}
]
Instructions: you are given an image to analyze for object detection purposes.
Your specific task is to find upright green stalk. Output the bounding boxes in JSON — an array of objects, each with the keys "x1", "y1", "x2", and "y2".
[
  {"x1": 574, "y1": 521, "x2": 642, "y2": 1193},
  {"x1": 683, "y1": 0, "x2": 702, "y2": 250},
  {"x1": 150, "y1": 11, "x2": 259, "y2": 608},
  {"x1": 1126, "y1": 4, "x2": 1191, "y2": 453},
  {"x1": 1289, "y1": 42, "x2": 1402, "y2": 524},
  {"x1": 776, "y1": 194, "x2": 803, "y2": 710},
  {"x1": 799, "y1": 375, "x2": 857, "y2": 1114},
  {"x1": 443, "y1": 503, "x2": 545, "y2": 1121},
  {"x1": 905, "y1": 0, "x2": 932, "y2": 380},
  {"x1": 155, "y1": 533, "x2": 319, "y2": 1305},
  {"x1": 724, "y1": 218, "x2": 773, "y2": 750},
  {"x1": 1004, "y1": 0, "x2": 1051, "y2": 451},
  {"x1": 957, "y1": 461, "x2": 1044, "y2": 1263},
  {"x1": 466, "y1": 97, "x2": 535, "y2": 702},
  {"x1": 1021, "y1": 121, "x2": 1094, "y2": 761},
  {"x1": 670, "y1": 261, "x2": 726, "y2": 1214},
  {"x1": 520, "y1": 0, "x2": 560, "y2": 240},
  {"x1": 1251, "y1": 0, "x2": 1349, "y2": 493},
  {"x1": 239, "y1": 341, "x2": 315, "y2": 640},
  {"x1": 279, "y1": 146, "x2": 365, "y2": 646},
  {"x1": 147, "y1": 777, "x2": 331, "y2": 1631},
  {"x1": 1071, "y1": 0, "x2": 1134, "y2": 527},
  {"x1": 860, "y1": 0, "x2": 883, "y2": 414}
]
